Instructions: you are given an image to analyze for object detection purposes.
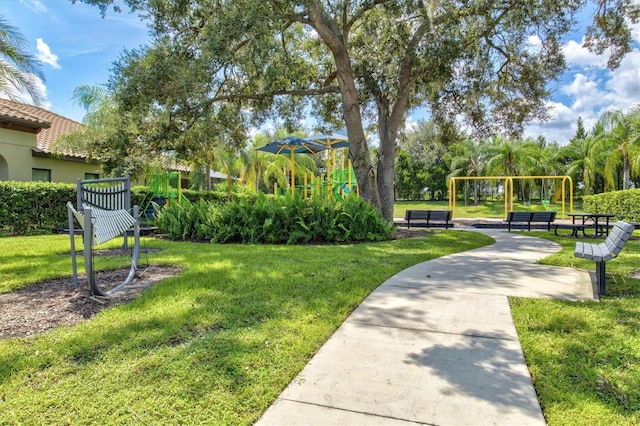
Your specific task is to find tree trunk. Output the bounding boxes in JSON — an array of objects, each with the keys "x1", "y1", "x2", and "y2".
[
  {"x1": 377, "y1": 111, "x2": 396, "y2": 221},
  {"x1": 309, "y1": 6, "x2": 381, "y2": 212},
  {"x1": 623, "y1": 150, "x2": 631, "y2": 190}
]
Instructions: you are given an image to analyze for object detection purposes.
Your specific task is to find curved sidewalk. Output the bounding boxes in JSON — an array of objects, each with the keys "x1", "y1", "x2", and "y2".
[{"x1": 257, "y1": 229, "x2": 595, "y2": 425}]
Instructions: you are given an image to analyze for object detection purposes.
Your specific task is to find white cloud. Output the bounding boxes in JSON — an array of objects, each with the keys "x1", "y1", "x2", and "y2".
[
  {"x1": 19, "y1": 0, "x2": 47, "y2": 13},
  {"x1": 562, "y1": 39, "x2": 609, "y2": 68},
  {"x1": 526, "y1": 34, "x2": 542, "y2": 55},
  {"x1": 603, "y1": 50, "x2": 640, "y2": 107},
  {"x1": 35, "y1": 38, "x2": 61, "y2": 69},
  {"x1": 525, "y1": 26, "x2": 640, "y2": 145}
]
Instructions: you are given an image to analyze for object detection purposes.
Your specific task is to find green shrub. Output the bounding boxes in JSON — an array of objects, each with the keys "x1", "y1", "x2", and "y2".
[
  {"x1": 155, "y1": 193, "x2": 395, "y2": 244},
  {"x1": 153, "y1": 197, "x2": 215, "y2": 240},
  {"x1": 0, "y1": 181, "x2": 156, "y2": 235},
  {"x1": 583, "y1": 189, "x2": 640, "y2": 222},
  {"x1": 0, "y1": 181, "x2": 75, "y2": 234}
]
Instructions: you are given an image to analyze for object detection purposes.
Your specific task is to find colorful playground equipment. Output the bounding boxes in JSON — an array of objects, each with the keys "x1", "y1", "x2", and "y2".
[
  {"x1": 150, "y1": 171, "x2": 182, "y2": 204},
  {"x1": 260, "y1": 134, "x2": 359, "y2": 199},
  {"x1": 271, "y1": 152, "x2": 358, "y2": 199}
]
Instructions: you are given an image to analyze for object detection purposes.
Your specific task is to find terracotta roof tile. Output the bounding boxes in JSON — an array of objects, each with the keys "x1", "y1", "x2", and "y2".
[{"x1": 0, "y1": 98, "x2": 85, "y2": 158}]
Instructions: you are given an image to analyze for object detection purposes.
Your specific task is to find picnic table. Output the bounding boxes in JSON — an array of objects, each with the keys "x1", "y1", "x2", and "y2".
[{"x1": 554, "y1": 212, "x2": 616, "y2": 238}]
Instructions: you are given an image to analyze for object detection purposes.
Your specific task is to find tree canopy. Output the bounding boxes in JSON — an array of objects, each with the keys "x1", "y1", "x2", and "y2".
[{"x1": 77, "y1": 0, "x2": 639, "y2": 220}]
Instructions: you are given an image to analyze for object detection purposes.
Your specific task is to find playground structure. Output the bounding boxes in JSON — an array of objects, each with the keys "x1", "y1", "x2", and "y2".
[
  {"x1": 150, "y1": 170, "x2": 182, "y2": 203},
  {"x1": 271, "y1": 146, "x2": 359, "y2": 199},
  {"x1": 257, "y1": 134, "x2": 359, "y2": 199},
  {"x1": 67, "y1": 177, "x2": 141, "y2": 297},
  {"x1": 141, "y1": 171, "x2": 183, "y2": 221},
  {"x1": 448, "y1": 175, "x2": 574, "y2": 219}
]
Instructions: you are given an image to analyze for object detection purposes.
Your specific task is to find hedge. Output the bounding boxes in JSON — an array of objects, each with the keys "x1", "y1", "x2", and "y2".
[
  {"x1": 582, "y1": 189, "x2": 640, "y2": 222},
  {"x1": 0, "y1": 181, "x2": 158, "y2": 235},
  {"x1": 0, "y1": 181, "x2": 258, "y2": 235}
]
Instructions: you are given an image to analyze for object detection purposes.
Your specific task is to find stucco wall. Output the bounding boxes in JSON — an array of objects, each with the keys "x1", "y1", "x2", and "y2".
[
  {"x1": 0, "y1": 128, "x2": 100, "y2": 183},
  {"x1": 0, "y1": 128, "x2": 37, "y2": 181},
  {"x1": 31, "y1": 156, "x2": 101, "y2": 183}
]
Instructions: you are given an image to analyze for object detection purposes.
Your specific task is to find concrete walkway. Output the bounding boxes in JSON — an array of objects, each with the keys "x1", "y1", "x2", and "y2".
[{"x1": 256, "y1": 229, "x2": 595, "y2": 425}]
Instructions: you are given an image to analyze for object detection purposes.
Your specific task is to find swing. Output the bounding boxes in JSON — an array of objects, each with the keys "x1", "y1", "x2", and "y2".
[
  {"x1": 541, "y1": 179, "x2": 551, "y2": 210},
  {"x1": 67, "y1": 177, "x2": 141, "y2": 297}
]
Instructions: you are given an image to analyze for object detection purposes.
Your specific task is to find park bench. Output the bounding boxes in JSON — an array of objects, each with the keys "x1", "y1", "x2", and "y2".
[
  {"x1": 505, "y1": 211, "x2": 556, "y2": 231},
  {"x1": 574, "y1": 220, "x2": 635, "y2": 295},
  {"x1": 405, "y1": 210, "x2": 453, "y2": 229}
]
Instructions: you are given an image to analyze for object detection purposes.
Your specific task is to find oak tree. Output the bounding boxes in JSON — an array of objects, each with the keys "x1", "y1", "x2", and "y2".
[{"x1": 78, "y1": 0, "x2": 639, "y2": 220}]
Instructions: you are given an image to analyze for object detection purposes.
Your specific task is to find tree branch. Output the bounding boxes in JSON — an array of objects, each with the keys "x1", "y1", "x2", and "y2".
[{"x1": 210, "y1": 85, "x2": 341, "y2": 103}]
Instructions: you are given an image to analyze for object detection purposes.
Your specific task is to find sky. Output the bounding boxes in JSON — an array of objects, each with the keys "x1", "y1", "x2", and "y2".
[{"x1": 2, "y1": 0, "x2": 639, "y2": 145}]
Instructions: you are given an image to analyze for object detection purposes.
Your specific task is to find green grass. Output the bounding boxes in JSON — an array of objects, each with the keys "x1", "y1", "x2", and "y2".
[
  {"x1": 0, "y1": 235, "x2": 134, "y2": 293},
  {"x1": 0, "y1": 231, "x2": 492, "y2": 425},
  {"x1": 511, "y1": 231, "x2": 640, "y2": 425}
]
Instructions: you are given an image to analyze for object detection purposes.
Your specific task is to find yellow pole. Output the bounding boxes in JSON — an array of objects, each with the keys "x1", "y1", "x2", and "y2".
[
  {"x1": 333, "y1": 149, "x2": 337, "y2": 180},
  {"x1": 569, "y1": 176, "x2": 574, "y2": 214},
  {"x1": 274, "y1": 183, "x2": 278, "y2": 195},
  {"x1": 290, "y1": 151, "x2": 295, "y2": 196},
  {"x1": 449, "y1": 178, "x2": 455, "y2": 218},
  {"x1": 509, "y1": 178, "x2": 512, "y2": 215}
]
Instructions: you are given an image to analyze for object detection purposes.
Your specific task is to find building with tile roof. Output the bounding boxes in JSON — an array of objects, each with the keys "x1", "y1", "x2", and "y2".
[{"x1": 0, "y1": 98, "x2": 100, "y2": 183}]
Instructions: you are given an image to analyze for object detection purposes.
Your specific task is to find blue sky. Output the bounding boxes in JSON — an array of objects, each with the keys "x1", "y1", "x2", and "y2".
[{"x1": 2, "y1": 0, "x2": 639, "y2": 144}]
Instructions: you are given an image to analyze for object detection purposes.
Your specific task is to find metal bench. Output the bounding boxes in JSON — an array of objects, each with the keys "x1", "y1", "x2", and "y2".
[
  {"x1": 405, "y1": 210, "x2": 453, "y2": 229},
  {"x1": 531, "y1": 211, "x2": 557, "y2": 231},
  {"x1": 574, "y1": 221, "x2": 635, "y2": 295},
  {"x1": 505, "y1": 211, "x2": 556, "y2": 231},
  {"x1": 67, "y1": 177, "x2": 140, "y2": 297}
]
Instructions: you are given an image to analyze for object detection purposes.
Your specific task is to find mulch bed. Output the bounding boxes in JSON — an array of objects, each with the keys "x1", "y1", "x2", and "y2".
[{"x1": 0, "y1": 264, "x2": 181, "y2": 340}]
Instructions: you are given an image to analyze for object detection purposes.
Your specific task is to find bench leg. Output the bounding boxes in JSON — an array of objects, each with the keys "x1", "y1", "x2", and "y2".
[{"x1": 596, "y1": 261, "x2": 606, "y2": 295}]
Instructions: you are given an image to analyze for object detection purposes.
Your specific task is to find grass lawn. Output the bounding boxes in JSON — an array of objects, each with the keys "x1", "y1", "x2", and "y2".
[
  {"x1": 511, "y1": 230, "x2": 640, "y2": 425},
  {"x1": 0, "y1": 231, "x2": 492, "y2": 424},
  {"x1": 3, "y1": 227, "x2": 639, "y2": 425}
]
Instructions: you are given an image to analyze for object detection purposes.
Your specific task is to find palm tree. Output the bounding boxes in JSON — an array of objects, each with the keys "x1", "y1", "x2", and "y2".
[
  {"x1": 484, "y1": 136, "x2": 541, "y2": 202},
  {"x1": 564, "y1": 125, "x2": 606, "y2": 195},
  {"x1": 71, "y1": 84, "x2": 111, "y2": 123},
  {"x1": 0, "y1": 16, "x2": 45, "y2": 105},
  {"x1": 446, "y1": 138, "x2": 485, "y2": 205},
  {"x1": 242, "y1": 134, "x2": 274, "y2": 193},
  {"x1": 595, "y1": 106, "x2": 640, "y2": 190}
]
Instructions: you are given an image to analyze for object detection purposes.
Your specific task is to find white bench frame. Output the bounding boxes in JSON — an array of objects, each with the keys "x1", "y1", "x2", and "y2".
[
  {"x1": 574, "y1": 220, "x2": 635, "y2": 295},
  {"x1": 67, "y1": 177, "x2": 140, "y2": 297}
]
